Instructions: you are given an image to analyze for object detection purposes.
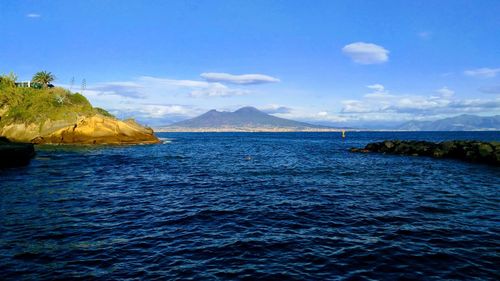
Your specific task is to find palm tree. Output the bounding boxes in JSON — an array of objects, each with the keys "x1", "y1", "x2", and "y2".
[{"x1": 32, "y1": 71, "x2": 55, "y2": 88}]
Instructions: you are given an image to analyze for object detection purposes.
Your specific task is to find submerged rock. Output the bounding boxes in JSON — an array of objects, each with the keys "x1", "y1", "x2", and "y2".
[
  {"x1": 0, "y1": 137, "x2": 35, "y2": 168},
  {"x1": 350, "y1": 140, "x2": 500, "y2": 166}
]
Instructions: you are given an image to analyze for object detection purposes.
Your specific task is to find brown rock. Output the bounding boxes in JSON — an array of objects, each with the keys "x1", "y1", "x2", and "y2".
[
  {"x1": 1, "y1": 115, "x2": 160, "y2": 145},
  {"x1": 43, "y1": 116, "x2": 160, "y2": 145}
]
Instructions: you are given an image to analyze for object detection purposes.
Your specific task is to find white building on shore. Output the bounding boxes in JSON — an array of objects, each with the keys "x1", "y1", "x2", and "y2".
[{"x1": 15, "y1": 81, "x2": 32, "y2": 87}]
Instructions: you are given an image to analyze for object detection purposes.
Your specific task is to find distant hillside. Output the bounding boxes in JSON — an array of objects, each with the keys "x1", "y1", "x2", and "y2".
[
  {"x1": 157, "y1": 106, "x2": 340, "y2": 132},
  {"x1": 397, "y1": 114, "x2": 500, "y2": 131}
]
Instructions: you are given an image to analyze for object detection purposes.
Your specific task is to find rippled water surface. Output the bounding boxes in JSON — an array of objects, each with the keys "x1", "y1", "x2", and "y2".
[{"x1": 1, "y1": 132, "x2": 499, "y2": 280}]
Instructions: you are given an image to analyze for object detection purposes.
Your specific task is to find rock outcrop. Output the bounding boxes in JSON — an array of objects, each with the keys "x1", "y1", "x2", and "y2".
[
  {"x1": 0, "y1": 83, "x2": 160, "y2": 145},
  {"x1": 0, "y1": 115, "x2": 160, "y2": 145},
  {"x1": 0, "y1": 137, "x2": 35, "y2": 168},
  {"x1": 350, "y1": 140, "x2": 500, "y2": 166}
]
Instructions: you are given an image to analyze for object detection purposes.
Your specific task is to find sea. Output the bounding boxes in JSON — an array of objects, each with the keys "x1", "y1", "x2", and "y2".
[{"x1": 1, "y1": 132, "x2": 499, "y2": 280}]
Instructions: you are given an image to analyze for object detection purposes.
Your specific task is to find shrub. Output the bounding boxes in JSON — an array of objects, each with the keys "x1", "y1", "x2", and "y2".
[
  {"x1": 0, "y1": 84, "x2": 101, "y2": 125},
  {"x1": 68, "y1": 93, "x2": 90, "y2": 105},
  {"x1": 94, "y1": 107, "x2": 115, "y2": 118}
]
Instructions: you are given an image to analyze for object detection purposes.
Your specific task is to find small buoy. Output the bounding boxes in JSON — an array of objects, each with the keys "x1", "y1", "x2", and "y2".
[{"x1": 245, "y1": 156, "x2": 252, "y2": 160}]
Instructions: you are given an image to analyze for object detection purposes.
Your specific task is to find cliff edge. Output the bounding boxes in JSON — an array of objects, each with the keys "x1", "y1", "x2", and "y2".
[{"x1": 0, "y1": 80, "x2": 159, "y2": 145}]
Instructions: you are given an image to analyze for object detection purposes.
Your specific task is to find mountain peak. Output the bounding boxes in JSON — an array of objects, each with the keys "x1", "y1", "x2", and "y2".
[
  {"x1": 162, "y1": 106, "x2": 336, "y2": 131},
  {"x1": 234, "y1": 106, "x2": 261, "y2": 113},
  {"x1": 202, "y1": 109, "x2": 221, "y2": 116}
]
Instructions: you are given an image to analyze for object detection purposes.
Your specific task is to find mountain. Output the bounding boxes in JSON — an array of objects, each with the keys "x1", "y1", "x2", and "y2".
[
  {"x1": 397, "y1": 114, "x2": 500, "y2": 131},
  {"x1": 157, "y1": 106, "x2": 340, "y2": 132}
]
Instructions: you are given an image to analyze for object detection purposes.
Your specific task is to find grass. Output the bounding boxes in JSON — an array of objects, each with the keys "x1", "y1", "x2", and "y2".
[{"x1": 0, "y1": 80, "x2": 114, "y2": 126}]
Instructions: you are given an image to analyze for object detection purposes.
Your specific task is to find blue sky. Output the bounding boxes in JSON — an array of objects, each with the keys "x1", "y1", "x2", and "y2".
[{"x1": 1, "y1": 0, "x2": 499, "y2": 126}]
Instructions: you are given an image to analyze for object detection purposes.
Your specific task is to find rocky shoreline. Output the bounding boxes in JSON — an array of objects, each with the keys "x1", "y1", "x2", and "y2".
[
  {"x1": 0, "y1": 82, "x2": 160, "y2": 145},
  {"x1": 0, "y1": 137, "x2": 35, "y2": 168},
  {"x1": 350, "y1": 140, "x2": 500, "y2": 166},
  {"x1": 1, "y1": 115, "x2": 160, "y2": 145}
]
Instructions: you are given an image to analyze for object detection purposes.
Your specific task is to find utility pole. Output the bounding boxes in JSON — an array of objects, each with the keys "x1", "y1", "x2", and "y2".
[
  {"x1": 81, "y1": 78, "x2": 86, "y2": 94},
  {"x1": 70, "y1": 76, "x2": 75, "y2": 91}
]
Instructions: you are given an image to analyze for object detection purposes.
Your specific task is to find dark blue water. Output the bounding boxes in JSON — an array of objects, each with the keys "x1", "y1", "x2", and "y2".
[{"x1": 1, "y1": 132, "x2": 499, "y2": 280}]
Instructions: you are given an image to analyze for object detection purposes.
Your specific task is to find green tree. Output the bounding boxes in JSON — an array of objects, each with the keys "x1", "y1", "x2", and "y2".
[{"x1": 32, "y1": 71, "x2": 55, "y2": 88}]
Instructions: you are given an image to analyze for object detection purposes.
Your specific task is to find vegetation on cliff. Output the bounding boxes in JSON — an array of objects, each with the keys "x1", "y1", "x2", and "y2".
[
  {"x1": 0, "y1": 78, "x2": 113, "y2": 124},
  {"x1": 0, "y1": 73, "x2": 158, "y2": 144}
]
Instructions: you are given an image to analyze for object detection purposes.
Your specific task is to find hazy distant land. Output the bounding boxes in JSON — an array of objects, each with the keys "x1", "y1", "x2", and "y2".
[
  {"x1": 155, "y1": 106, "x2": 500, "y2": 132},
  {"x1": 396, "y1": 114, "x2": 500, "y2": 131}
]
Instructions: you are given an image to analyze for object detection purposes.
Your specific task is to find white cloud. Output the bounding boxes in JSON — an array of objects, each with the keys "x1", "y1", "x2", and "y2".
[
  {"x1": 342, "y1": 42, "x2": 389, "y2": 64},
  {"x1": 140, "y1": 76, "x2": 210, "y2": 88},
  {"x1": 364, "y1": 84, "x2": 394, "y2": 99},
  {"x1": 90, "y1": 81, "x2": 145, "y2": 98},
  {"x1": 190, "y1": 84, "x2": 248, "y2": 97},
  {"x1": 200, "y1": 72, "x2": 280, "y2": 85},
  {"x1": 436, "y1": 87, "x2": 454, "y2": 98},
  {"x1": 341, "y1": 100, "x2": 373, "y2": 113},
  {"x1": 261, "y1": 106, "x2": 351, "y2": 123},
  {"x1": 339, "y1": 85, "x2": 500, "y2": 118},
  {"x1": 260, "y1": 104, "x2": 292, "y2": 114},
  {"x1": 26, "y1": 13, "x2": 41, "y2": 18},
  {"x1": 139, "y1": 76, "x2": 248, "y2": 97},
  {"x1": 136, "y1": 104, "x2": 191, "y2": 118},
  {"x1": 106, "y1": 103, "x2": 203, "y2": 126},
  {"x1": 89, "y1": 77, "x2": 245, "y2": 99},
  {"x1": 464, "y1": 68, "x2": 500, "y2": 78},
  {"x1": 366, "y1": 84, "x2": 385, "y2": 92},
  {"x1": 390, "y1": 96, "x2": 452, "y2": 112}
]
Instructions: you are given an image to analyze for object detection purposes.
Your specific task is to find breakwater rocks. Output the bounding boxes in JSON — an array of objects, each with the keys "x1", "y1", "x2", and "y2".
[
  {"x1": 350, "y1": 140, "x2": 500, "y2": 166},
  {"x1": 0, "y1": 137, "x2": 35, "y2": 168}
]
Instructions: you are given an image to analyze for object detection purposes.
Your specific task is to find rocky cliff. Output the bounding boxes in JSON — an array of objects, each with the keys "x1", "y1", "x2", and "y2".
[
  {"x1": 0, "y1": 82, "x2": 159, "y2": 145},
  {"x1": 0, "y1": 115, "x2": 159, "y2": 145}
]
